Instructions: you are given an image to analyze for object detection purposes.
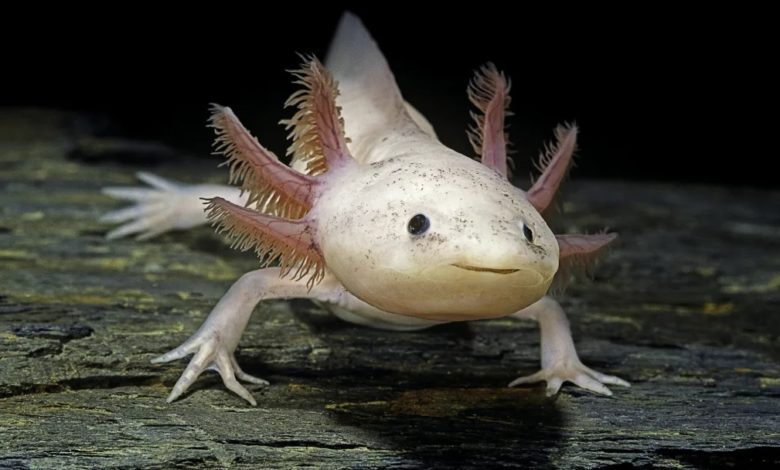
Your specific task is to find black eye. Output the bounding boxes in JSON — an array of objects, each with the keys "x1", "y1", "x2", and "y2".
[
  {"x1": 408, "y1": 214, "x2": 430, "y2": 235},
  {"x1": 523, "y1": 223, "x2": 534, "y2": 243}
]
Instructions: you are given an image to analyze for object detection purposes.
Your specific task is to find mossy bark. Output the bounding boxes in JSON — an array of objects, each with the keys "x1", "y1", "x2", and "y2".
[{"x1": 1, "y1": 109, "x2": 778, "y2": 469}]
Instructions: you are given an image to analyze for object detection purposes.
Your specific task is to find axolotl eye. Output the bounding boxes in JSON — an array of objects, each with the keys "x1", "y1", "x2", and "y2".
[
  {"x1": 407, "y1": 214, "x2": 430, "y2": 235},
  {"x1": 522, "y1": 223, "x2": 534, "y2": 243}
]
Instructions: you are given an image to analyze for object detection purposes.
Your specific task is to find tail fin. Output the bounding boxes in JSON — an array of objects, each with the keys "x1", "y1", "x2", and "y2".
[
  {"x1": 325, "y1": 12, "x2": 398, "y2": 94},
  {"x1": 325, "y1": 13, "x2": 434, "y2": 155}
]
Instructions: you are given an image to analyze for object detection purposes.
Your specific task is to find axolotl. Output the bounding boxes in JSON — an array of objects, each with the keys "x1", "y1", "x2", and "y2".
[{"x1": 102, "y1": 13, "x2": 629, "y2": 405}]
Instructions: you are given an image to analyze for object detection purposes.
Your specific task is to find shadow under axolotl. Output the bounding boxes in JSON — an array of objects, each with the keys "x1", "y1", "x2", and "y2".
[
  {"x1": 238, "y1": 300, "x2": 566, "y2": 466},
  {"x1": 325, "y1": 387, "x2": 566, "y2": 468}
]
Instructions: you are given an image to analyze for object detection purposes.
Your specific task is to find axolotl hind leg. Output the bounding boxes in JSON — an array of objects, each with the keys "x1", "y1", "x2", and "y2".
[{"x1": 101, "y1": 172, "x2": 247, "y2": 240}]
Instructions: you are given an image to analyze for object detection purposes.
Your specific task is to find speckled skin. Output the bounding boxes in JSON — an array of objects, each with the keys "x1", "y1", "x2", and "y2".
[
  {"x1": 102, "y1": 13, "x2": 629, "y2": 405},
  {"x1": 315, "y1": 152, "x2": 557, "y2": 320}
]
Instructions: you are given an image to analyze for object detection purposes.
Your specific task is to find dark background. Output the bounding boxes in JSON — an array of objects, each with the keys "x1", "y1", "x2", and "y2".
[{"x1": 3, "y1": 5, "x2": 774, "y2": 187}]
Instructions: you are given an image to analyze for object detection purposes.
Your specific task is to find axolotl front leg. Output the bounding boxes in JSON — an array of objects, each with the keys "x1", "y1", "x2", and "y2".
[
  {"x1": 152, "y1": 274, "x2": 628, "y2": 404},
  {"x1": 152, "y1": 268, "x2": 347, "y2": 405},
  {"x1": 510, "y1": 296, "x2": 629, "y2": 396},
  {"x1": 469, "y1": 65, "x2": 629, "y2": 395},
  {"x1": 151, "y1": 59, "x2": 362, "y2": 405}
]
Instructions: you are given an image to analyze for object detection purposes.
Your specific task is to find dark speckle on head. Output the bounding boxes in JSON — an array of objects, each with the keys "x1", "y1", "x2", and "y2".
[
  {"x1": 318, "y1": 148, "x2": 557, "y2": 316},
  {"x1": 429, "y1": 233, "x2": 447, "y2": 244}
]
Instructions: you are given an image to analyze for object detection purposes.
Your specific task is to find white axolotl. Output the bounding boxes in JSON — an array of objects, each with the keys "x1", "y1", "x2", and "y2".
[{"x1": 102, "y1": 13, "x2": 628, "y2": 405}]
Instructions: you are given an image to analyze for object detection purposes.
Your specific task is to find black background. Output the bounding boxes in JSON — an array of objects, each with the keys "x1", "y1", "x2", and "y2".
[{"x1": 3, "y1": 5, "x2": 774, "y2": 187}]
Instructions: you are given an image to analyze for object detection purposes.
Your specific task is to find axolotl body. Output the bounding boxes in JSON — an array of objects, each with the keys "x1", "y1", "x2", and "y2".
[{"x1": 102, "y1": 13, "x2": 629, "y2": 405}]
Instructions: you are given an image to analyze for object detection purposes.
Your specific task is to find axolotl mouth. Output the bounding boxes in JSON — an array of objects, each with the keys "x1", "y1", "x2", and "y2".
[
  {"x1": 450, "y1": 263, "x2": 520, "y2": 275},
  {"x1": 449, "y1": 263, "x2": 552, "y2": 289}
]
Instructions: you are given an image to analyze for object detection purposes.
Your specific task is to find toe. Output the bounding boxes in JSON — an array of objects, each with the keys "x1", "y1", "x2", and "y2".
[
  {"x1": 592, "y1": 372, "x2": 631, "y2": 387},
  {"x1": 508, "y1": 370, "x2": 547, "y2": 387},
  {"x1": 109, "y1": 211, "x2": 172, "y2": 240},
  {"x1": 236, "y1": 371, "x2": 270, "y2": 386},
  {"x1": 100, "y1": 203, "x2": 165, "y2": 223},
  {"x1": 137, "y1": 172, "x2": 180, "y2": 191},
  {"x1": 583, "y1": 365, "x2": 630, "y2": 388},
  {"x1": 136, "y1": 227, "x2": 168, "y2": 241},
  {"x1": 223, "y1": 378, "x2": 257, "y2": 406},
  {"x1": 545, "y1": 376, "x2": 564, "y2": 396},
  {"x1": 571, "y1": 372, "x2": 613, "y2": 396},
  {"x1": 151, "y1": 339, "x2": 199, "y2": 364},
  {"x1": 106, "y1": 218, "x2": 153, "y2": 240},
  {"x1": 102, "y1": 187, "x2": 157, "y2": 202},
  {"x1": 164, "y1": 345, "x2": 214, "y2": 402},
  {"x1": 231, "y1": 355, "x2": 270, "y2": 385},
  {"x1": 216, "y1": 352, "x2": 257, "y2": 406}
]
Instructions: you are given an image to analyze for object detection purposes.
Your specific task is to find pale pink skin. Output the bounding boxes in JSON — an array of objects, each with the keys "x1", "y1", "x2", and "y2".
[{"x1": 102, "y1": 13, "x2": 629, "y2": 405}]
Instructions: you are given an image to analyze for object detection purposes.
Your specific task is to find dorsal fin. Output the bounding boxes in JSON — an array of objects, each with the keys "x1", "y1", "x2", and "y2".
[
  {"x1": 209, "y1": 104, "x2": 318, "y2": 219},
  {"x1": 551, "y1": 232, "x2": 617, "y2": 292},
  {"x1": 467, "y1": 63, "x2": 512, "y2": 178},
  {"x1": 205, "y1": 197, "x2": 325, "y2": 288},
  {"x1": 282, "y1": 57, "x2": 354, "y2": 176}
]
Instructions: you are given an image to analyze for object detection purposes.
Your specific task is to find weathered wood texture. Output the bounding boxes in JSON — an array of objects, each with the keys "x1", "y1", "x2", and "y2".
[{"x1": 0, "y1": 109, "x2": 778, "y2": 469}]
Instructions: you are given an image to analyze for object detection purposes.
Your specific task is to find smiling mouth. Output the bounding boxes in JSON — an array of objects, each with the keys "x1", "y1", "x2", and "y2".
[{"x1": 451, "y1": 263, "x2": 520, "y2": 275}]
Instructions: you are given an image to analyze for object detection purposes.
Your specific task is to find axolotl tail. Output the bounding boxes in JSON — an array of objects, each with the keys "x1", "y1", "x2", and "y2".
[{"x1": 317, "y1": 12, "x2": 436, "y2": 166}]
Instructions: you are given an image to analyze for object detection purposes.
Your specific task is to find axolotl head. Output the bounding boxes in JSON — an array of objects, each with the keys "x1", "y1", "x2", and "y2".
[{"x1": 316, "y1": 151, "x2": 559, "y2": 321}]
